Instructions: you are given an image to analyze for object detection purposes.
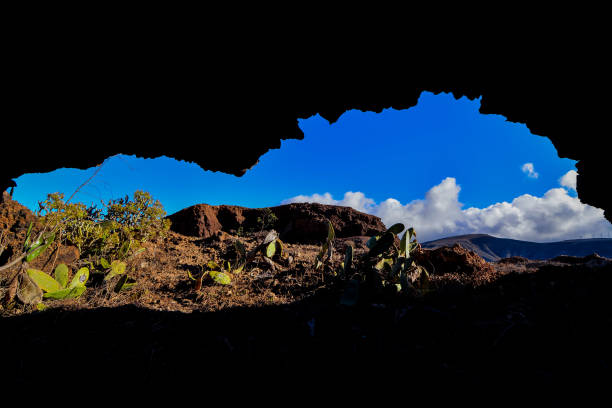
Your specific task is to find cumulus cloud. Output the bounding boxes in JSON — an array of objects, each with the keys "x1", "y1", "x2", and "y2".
[
  {"x1": 281, "y1": 177, "x2": 612, "y2": 242},
  {"x1": 521, "y1": 162, "x2": 539, "y2": 179},
  {"x1": 282, "y1": 191, "x2": 376, "y2": 213},
  {"x1": 560, "y1": 170, "x2": 578, "y2": 191}
]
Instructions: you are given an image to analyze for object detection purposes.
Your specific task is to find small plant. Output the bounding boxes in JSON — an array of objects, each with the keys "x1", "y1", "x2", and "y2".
[
  {"x1": 113, "y1": 273, "x2": 137, "y2": 293},
  {"x1": 243, "y1": 230, "x2": 286, "y2": 270},
  {"x1": 370, "y1": 225, "x2": 428, "y2": 294},
  {"x1": 23, "y1": 221, "x2": 56, "y2": 263},
  {"x1": 314, "y1": 221, "x2": 335, "y2": 271},
  {"x1": 256, "y1": 208, "x2": 278, "y2": 232},
  {"x1": 26, "y1": 263, "x2": 89, "y2": 300},
  {"x1": 339, "y1": 224, "x2": 428, "y2": 306},
  {"x1": 261, "y1": 232, "x2": 285, "y2": 265},
  {"x1": 188, "y1": 260, "x2": 233, "y2": 291},
  {"x1": 233, "y1": 239, "x2": 247, "y2": 273},
  {"x1": 186, "y1": 230, "x2": 288, "y2": 292},
  {"x1": 98, "y1": 257, "x2": 136, "y2": 292},
  {"x1": 340, "y1": 244, "x2": 353, "y2": 278},
  {"x1": 1, "y1": 221, "x2": 58, "y2": 307},
  {"x1": 100, "y1": 258, "x2": 126, "y2": 280},
  {"x1": 208, "y1": 261, "x2": 233, "y2": 285}
]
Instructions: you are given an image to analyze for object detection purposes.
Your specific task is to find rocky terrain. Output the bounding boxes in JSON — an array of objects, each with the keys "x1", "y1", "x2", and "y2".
[{"x1": 2, "y1": 192, "x2": 612, "y2": 391}]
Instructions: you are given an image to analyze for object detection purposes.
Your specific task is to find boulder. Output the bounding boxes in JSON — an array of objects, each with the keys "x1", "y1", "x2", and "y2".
[
  {"x1": 0, "y1": 192, "x2": 40, "y2": 267},
  {"x1": 269, "y1": 203, "x2": 386, "y2": 244},
  {"x1": 413, "y1": 244, "x2": 495, "y2": 275},
  {"x1": 0, "y1": 192, "x2": 39, "y2": 235},
  {"x1": 165, "y1": 204, "x2": 229, "y2": 239},
  {"x1": 167, "y1": 202, "x2": 387, "y2": 244}
]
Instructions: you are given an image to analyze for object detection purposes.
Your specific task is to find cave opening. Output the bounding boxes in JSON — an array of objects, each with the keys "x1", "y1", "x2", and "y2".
[
  {"x1": 9, "y1": 92, "x2": 612, "y2": 248},
  {"x1": 3, "y1": 90, "x2": 612, "y2": 386}
]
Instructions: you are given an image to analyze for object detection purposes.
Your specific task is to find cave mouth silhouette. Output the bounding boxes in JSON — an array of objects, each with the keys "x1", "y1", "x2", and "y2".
[
  {"x1": 9, "y1": 91, "x2": 610, "y2": 244},
  {"x1": 3, "y1": 30, "x2": 611, "y2": 392},
  {"x1": 3, "y1": 100, "x2": 611, "y2": 390}
]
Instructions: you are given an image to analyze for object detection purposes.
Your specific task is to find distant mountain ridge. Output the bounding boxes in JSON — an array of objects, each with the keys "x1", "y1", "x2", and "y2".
[{"x1": 422, "y1": 234, "x2": 612, "y2": 262}]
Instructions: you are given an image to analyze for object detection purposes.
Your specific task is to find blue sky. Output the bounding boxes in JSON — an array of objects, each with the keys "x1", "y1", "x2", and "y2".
[{"x1": 12, "y1": 92, "x2": 612, "y2": 242}]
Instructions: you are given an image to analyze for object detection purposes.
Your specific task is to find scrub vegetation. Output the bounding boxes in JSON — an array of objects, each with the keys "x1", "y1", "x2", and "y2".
[
  {"x1": 1, "y1": 188, "x2": 441, "y2": 312},
  {"x1": 1, "y1": 191, "x2": 169, "y2": 309}
]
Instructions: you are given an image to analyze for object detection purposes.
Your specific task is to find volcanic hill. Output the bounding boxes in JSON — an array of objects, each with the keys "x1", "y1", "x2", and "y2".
[{"x1": 423, "y1": 233, "x2": 612, "y2": 262}]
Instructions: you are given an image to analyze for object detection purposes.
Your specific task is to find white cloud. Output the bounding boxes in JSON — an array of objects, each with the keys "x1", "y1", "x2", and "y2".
[
  {"x1": 521, "y1": 162, "x2": 539, "y2": 179},
  {"x1": 560, "y1": 170, "x2": 578, "y2": 191},
  {"x1": 283, "y1": 192, "x2": 337, "y2": 206},
  {"x1": 281, "y1": 177, "x2": 612, "y2": 242},
  {"x1": 281, "y1": 191, "x2": 376, "y2": 213}
]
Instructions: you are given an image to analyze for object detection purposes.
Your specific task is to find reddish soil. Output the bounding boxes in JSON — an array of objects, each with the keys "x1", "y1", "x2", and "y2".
[{"x1": 2, "y1": 192, "x2": 612, "y2": 393}]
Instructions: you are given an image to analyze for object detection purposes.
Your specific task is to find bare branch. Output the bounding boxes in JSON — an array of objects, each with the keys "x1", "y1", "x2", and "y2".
[
  {"x1": 66, "y1": 157, "x2": 111, "y2": 204},
  {"x1": 0, "y1": 253, "x2": 26, "y2": 274}
]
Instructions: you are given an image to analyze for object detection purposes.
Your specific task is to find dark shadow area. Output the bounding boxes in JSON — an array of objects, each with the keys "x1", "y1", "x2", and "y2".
[{"x1": 2, "y1": 262, "x2": 611, "y2": 391}]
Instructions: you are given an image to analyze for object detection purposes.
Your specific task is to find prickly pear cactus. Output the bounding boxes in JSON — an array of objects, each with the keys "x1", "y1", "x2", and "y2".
[
  {"x1": 209, "y1": 271, "x2": 231, "y2": 285},
  {"x1": 26, "y1": 269, "x2": 62, "y2": 293},
  {"x1": 233, "y1": 240, "x2": 247, "y2": 274},
  {"x1": 69, "y1": 267, "x2": 89, "y2": 288},
  {"x1": 54, "y1": 264, "x2": 69, "y2": 288},
  {"x1": 113, "y1": 274, "x2": 136, "y2": 293},
  {"x1": 44, "y1": 285, "x2": 86, "y2": 299},
  {"x1": 343, "y1": 245, "x2": 353, "y2": 275},
  {"x1": 104, "y1": 260, "x2": 126, "y2": 281},
  {"x1": 266, "y1": 240, "x2": 276, "y2": 258},
  {"x1": 340, "y1": 224, "x2": 427, "y2": 305},
  {"x1": 26, "y1": 265, "x2": 89, "y2": 301},
  {"x1": 314, "y1": 221, "x2": 336, "y2": 270}
]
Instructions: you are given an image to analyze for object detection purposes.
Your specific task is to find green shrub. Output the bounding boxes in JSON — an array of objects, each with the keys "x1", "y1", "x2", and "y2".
[
  {"x1": 2, "y1": 190, "x2": 167, "y2": 308},
  {"x1": 256, "y1": 208, "x2": 278, "y2": 232},
  {"x1": 38, "y1": 190, "x2": 170, "y2": 262}
]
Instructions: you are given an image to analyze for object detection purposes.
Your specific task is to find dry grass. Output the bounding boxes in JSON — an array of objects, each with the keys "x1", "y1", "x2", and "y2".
[{"x1": 1, "y1": 230, "x2": 344, "y2": 315}]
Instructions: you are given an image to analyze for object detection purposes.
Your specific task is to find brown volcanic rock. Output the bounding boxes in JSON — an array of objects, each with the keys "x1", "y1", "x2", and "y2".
[
  {"x1": 167, "y1": 202, "x2": 386, "y2": 244},
  {"x1": 269, "y1": 203, "x2": 386, "y2": 243},
  {"x1": 166, "y1": 204, "x2": 235, "y2": 239},
  {"x1": 413, "y1": 244, "x2": 495, "y2": 276},
  {"x1": 165, "y1": 204, "x2": 249, "y2": 239},
  {"x1": 1, "y1": 192, "x2": 80, "y2": 274},
  {"x1": 1, "y1": 191, "x2": 41, "y2": 267},
  {"x1": 0, "y1": 192, "x2": 39, "y2": 235}
]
